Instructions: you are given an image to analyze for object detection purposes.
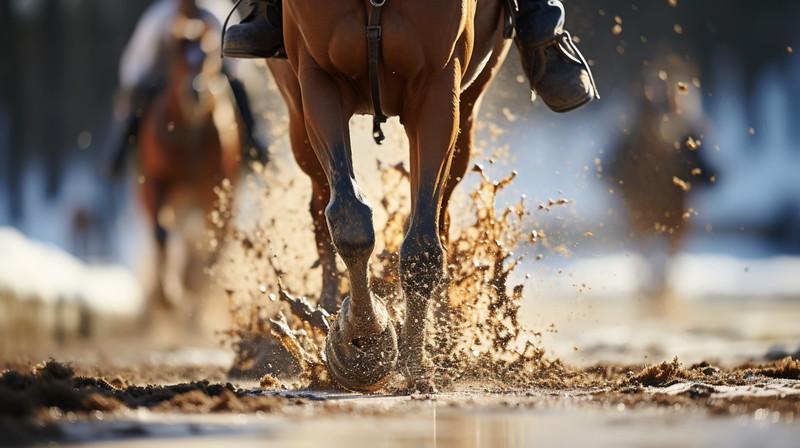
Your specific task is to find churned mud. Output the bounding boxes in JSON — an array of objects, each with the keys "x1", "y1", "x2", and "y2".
[
  {"x1": 216, "y1": 163, "x2": 552, "y2": 392},
  {"x1": 2, "y1": 356, "x2": 798, "y2": 446}
]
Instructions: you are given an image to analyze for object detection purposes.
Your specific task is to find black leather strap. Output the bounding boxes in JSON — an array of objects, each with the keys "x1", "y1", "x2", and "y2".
[
  {"x1": 503, "y1": 0, "x2": 517, "y2": 39},
  {"x1": 367, "y1": 0, "x2": 387, "y2": 144}
]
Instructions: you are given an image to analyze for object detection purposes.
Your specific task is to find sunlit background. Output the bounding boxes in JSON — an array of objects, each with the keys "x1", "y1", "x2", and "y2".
[{"x1": 1, "y1": 0, "x2": 798, "y2": 365}]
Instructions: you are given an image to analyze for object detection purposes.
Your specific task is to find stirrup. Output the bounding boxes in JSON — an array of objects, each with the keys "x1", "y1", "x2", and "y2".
[
  {"x1": 516, "y1": 30, "x2": 599, "y2": 113},
  {"x1": 221, "y1": 0, "x2": 283, "y2": 59},
  {"x1": 534, "y1": 32, "x2": 599, "y2": 101}
]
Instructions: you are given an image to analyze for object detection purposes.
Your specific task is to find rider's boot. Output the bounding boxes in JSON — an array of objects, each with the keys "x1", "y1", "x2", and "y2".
[
  {"x1": 222, "y1": 0, "x2": 285, "y2": 59},
  {"x1": 514, "y1": 0, "x2": 599, "y2": 112}
]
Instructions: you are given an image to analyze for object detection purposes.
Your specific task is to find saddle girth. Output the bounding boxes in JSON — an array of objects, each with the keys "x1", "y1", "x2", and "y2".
[
  {"x1": 503, "y1": 0, "x2": 518, "y2": 39},
  {"x1": 367, "y1": 0, "x2": 387, "y2": 145}
]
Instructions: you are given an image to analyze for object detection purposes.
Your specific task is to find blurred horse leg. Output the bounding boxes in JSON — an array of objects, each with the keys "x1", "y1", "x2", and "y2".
[{"x1": 139, "y1": 175, "x2": 172, "y2": 325}]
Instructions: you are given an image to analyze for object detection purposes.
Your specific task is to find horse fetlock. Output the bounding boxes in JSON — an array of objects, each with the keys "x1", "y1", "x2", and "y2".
[
  {"x1": 325, "y1": 193, "x2": 375, "y2": 261},
  {"x1": 338, "y1": 295, "x2": 389, "y2": 342}
]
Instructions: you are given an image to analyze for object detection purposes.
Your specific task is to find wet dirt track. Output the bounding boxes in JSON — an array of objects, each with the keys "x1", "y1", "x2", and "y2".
[{"x1": 2, "y1": 347, "x2": 799, "y2": 447}]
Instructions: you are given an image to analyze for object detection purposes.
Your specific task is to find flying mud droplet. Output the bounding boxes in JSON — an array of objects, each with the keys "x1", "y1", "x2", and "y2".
[
  {"x1": 684, "y1": 136, "x2": 701, "y2": 150},
  {"x1": 672, "y1": 176, "x2": 690, "y2": 192}
]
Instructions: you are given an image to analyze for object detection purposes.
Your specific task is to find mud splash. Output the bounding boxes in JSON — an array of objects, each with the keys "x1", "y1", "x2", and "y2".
[
  {"x1": 427, "y1": 165, "x2": 558, "y2": 390},
  {"x1": 5, "y1": 160, "x2": 797, "y2": 441},
  {"x1": 215, "y1": 150, "x2": 571, "y2": 392}
]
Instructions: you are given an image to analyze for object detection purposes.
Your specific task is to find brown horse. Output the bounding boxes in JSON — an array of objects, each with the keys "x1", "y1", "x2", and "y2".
[
  {"x1": 266, "y1": 0, "x2": 510, "y2": 391},
  {"x1": 605, "y1": 64, "x2": 714, "y2": 304},
  {"x1": 137, "y1": 2, "x2": 243, "y2": 326}
]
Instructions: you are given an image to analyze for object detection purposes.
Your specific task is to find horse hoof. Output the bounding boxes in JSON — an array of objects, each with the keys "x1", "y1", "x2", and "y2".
[{"x1": 325, "y1": 297, "x2": 398, "y2": 393}]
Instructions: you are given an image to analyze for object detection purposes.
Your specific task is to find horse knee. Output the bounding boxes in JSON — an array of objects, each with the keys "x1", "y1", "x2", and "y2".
[
  {"x1": 399, "y1": 231, "x2": 444, "y2": 296},
  {"x1": 325, "y1": 192, "x2": 375, "y2": 262}
]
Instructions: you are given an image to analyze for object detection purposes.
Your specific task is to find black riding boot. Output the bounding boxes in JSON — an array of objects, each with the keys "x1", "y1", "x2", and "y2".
[
  {"x1": 514, "y1": 0, "x2": 598, "y2": 112},
  {"x1": 222, "y1": 0, "x2": 285, "y2": 59}
]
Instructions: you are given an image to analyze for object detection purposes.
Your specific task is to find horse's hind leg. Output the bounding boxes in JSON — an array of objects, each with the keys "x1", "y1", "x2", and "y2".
[
  {"x1": 440, "y1": 31, "x2": 510, "y2": 244},
  {"x1": 295, "y1": 64, "x2": 397, "y2": 391},
  {"x1": 289, "y1": 110, "x2": 340, "y2": 312},
  {"x1": 269, "y1": 61, "x2": 341, "y2": 311},
  {"x1": 399, "y1": 60, "x2": 462, "y2": 389}
]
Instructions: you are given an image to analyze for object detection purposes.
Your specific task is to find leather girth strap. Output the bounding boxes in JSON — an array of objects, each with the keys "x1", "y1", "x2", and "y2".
[
  {"x1": 503, "y1": 0, "x2": 517, "y2": 39},
  {"x1": 367, "y1": 0, "x2": 387, "y2": 145}
]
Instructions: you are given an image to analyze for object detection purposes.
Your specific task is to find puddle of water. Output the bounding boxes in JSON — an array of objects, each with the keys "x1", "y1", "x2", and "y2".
[{"x1": 63, "y1": 405, "x2": 800, "y2": 448}]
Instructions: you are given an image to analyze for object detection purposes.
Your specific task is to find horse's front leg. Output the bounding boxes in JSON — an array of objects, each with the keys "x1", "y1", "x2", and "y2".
[
  {"x1": 399, "y1": 60, "x2": 461, "y2": 390},
  {"x1": 297, "y1": 64, "x2": 398, "y2": 392}
]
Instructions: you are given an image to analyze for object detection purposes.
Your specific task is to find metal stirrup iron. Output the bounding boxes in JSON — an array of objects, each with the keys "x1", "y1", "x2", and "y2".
[{"x1": 367, "y1": 0, "x2": 387, "y2": 144}]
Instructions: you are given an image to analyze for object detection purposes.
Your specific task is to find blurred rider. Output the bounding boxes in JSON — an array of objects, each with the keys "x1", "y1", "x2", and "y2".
[{"x1": 107, "y1": 0, "x2": 267, "y2": 176}]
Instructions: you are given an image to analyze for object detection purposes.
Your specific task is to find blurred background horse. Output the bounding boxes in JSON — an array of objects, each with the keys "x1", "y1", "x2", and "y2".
[
  {"x1": 605, "y1": 58, "x2": 716, "y2": 306},
  {"x1": 118, "y1": 0, "x2": 248, "y2": 330}
]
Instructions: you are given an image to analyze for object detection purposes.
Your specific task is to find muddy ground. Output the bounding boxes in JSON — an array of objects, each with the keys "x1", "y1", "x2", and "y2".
[{"x1": 1, "y1": 347, "x2": 799, "y2": 447}]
